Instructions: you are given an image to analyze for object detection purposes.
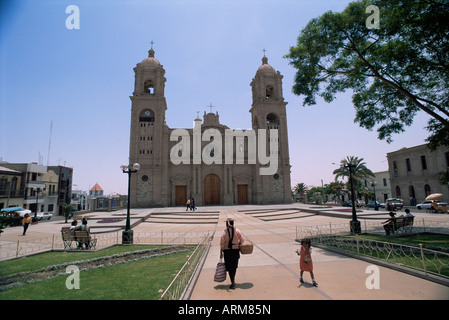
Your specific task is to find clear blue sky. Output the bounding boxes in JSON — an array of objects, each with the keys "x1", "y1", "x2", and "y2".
[{"x1": 0, "y1": 0, "x2": 429, "y2": 195}]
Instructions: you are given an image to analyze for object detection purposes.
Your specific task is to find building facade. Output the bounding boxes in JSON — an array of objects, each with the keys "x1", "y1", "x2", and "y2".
[
  {"x1": 0, "y1": 162, "x2": 73, "y2": 216},
  {"x1": 387, "y1": 144, "x2": 449, "y2": 204},
  {"x1": 370, "y1": 171, "x2": 391, "y2": 203},
  {"x1": 128, "y1": 48, "x2": 292, "y2": 207},
  {"x1": 0, "y1": 165, "x2": 24, "y2": 209}
]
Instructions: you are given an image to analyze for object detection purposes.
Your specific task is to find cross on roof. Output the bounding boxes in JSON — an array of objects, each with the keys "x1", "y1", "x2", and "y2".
[
  {"x1": 262, "y1": 48, "x2": 267, "y2": 56},
  {"x1": 207, "y1": 102, "x2": 217, "y2": 113},
  {"x1": 150, "y1": 40, "x2": 155, "y2": 49}
]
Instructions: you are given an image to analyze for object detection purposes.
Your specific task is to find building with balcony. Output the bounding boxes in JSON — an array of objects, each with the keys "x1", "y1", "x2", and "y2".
[
  {"x1": 387, "y1": 144, "x2": 449, "y2": 204},
  {"x1": 0, "y1": 165, "x2": 24, "y2": 209}
]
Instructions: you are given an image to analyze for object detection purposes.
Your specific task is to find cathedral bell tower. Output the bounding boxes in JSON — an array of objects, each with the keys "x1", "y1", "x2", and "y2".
[
  {"x1": 128, "y1": 47, "x2": 169, "y2": 207},
  {"x1": 250, "y1": 54, "x2": 291, "y2": 204}
]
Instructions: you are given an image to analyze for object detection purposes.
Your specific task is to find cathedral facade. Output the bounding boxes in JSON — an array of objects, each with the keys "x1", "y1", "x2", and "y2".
[{"x1": 128, "y1": 48, "x2": 291, "y2": 207}]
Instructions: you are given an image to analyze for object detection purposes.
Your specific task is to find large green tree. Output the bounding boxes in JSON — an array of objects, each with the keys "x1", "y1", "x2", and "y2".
[{"x1": 285, "y1": 0, "x2": 449, "y2": 149}]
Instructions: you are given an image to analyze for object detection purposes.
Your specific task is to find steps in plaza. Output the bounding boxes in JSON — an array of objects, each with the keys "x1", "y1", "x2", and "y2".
[
  {"x1": 239, "y1": 208, "x2": 314, "y2": 221},
  {"x1": 144, "y1": 211, "x2": 220, "y2": 224}
]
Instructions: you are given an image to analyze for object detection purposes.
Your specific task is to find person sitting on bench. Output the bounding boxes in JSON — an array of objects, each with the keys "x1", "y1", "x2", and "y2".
[{"x1": 382, "y1": 211, "x2": 397, "y2": 235}]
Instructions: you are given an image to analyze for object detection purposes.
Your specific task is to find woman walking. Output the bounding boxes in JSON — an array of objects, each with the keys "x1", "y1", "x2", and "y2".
[
  {"x1": 220, "y1": 218, "x2": 244, "y2": 289},
  {"x1": 22, "y1": 213, "x2": 32, "y2": 235}
]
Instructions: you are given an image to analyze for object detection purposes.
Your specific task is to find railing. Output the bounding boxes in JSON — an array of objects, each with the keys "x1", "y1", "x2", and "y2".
[
  {"x1": 310, "y1": 235, "x2": 449, "y2": 279},
  {"x1": 296, "y1": 218, "x2": 449, "y2": 240},
  {"x1": 0, "y1": 231, "x2": 210, "y2": 261},
  {"x1": 159, "y1": 234, "x2": 212, "y2": 300},
  {"x1": 295, "y1": 219, "x2": 449, "y2": 280}
]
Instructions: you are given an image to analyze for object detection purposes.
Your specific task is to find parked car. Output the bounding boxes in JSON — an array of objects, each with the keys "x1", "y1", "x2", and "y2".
[
  {"x1": 416, "y1": 200, "x2": 448, "y2": 210},
  {"x1": 367, "y1": 200, "x2": 382, "y2": 208},
  {"x1": 36, "y1": 212, "x2": 53, "y2": 220},
  {"x1": 340, "y1": 201, "x2": 352, "y2": 207},
  {"x1": 416, "y1": 200, "x2": 445, "y2": 210}
]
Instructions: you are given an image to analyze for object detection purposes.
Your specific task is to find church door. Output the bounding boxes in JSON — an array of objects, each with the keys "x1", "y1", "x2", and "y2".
[
  {"x1": 204, "y1": 174, "x2": 220, "y2": 205},
  {"x1": 175, "y1": 186, "x2": 187, "y2": 206},
  {"x1": 237, "y1": 184, "x2": 248, "y2": 204}
]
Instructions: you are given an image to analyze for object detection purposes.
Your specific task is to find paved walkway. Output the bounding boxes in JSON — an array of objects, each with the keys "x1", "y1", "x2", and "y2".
[
  {"x1": 1, "y1": 203, "x2": 449, "y2": 300},
  {"x1": 190, "y1": 209, "x2": 449, "y2": 300}
]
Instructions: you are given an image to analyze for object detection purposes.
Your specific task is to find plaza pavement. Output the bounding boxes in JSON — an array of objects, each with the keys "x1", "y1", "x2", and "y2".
[{"x1": 1, "y1": 203, "x2": 449, "y2": 300}]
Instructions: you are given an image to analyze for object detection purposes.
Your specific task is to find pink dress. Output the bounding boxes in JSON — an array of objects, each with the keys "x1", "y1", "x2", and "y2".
[{"x1": 299, "y1": 245, "x2": 313, "y2": 272}]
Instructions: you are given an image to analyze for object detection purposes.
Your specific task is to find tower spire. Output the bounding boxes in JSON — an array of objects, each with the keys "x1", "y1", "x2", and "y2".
[
  {"x1": 148, "y1": 40, "x2": 155, "y2": 57},
  {"x1": 262, "y1": 48, "x2": 268, "y2": 65}
]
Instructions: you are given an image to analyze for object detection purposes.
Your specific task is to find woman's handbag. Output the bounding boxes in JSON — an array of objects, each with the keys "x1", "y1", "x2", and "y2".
[
  {"x1": 239, "y1": 241, "x2": 253, "y2": 254},
  {"x1": 214, "y1": 259, "x2": 227, "y2": 282}
]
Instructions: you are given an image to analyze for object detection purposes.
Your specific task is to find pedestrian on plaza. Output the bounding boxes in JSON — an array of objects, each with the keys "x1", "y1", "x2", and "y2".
[
  {"x1": 220, "y1": 218, "x2": 244, "y2": 289},
  {"x1": 190, "y1": 197, "x2": 196, "y2": 211},
  {"x1": 296, "y1": 238, "x2": 318, "y2": 287},
  {"x1": 22, "y1": 213, "x2": 32, "y2": 235},
  {"x1": 186, "y1": 198, "x2": 191, "y2": 211}
]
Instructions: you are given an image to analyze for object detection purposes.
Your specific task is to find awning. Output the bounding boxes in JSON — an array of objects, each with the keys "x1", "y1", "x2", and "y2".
[
  {"x1": 0, "y1": 206, "x2": 25, "y2": 213},
  {"x1": 425, "y1": 193, "x2": 443, "y2": 200}
]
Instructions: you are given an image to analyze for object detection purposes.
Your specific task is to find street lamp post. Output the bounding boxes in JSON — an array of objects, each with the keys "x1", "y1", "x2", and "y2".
[
  {"x1": 371, "y1": 181, "x2": 378, "y2": 211},
  {"x1": 121, "y1": 162, "x2": 140, "y2": 244},
  {"x1": 33, "y1": 186, "x2": 43, "y2": 223},
  {"x1": 345, "y1": 162, "x2": 361, "y2": 234}
]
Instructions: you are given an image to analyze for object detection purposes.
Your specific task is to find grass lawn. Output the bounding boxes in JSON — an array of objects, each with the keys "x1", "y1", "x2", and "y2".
[
  {"x1": 0, "y1": 245, "x2": 194, "y2": 300},
  {"x1": 327, "y1": 233, "x2": 449, "y2": 278},
  {"x1": 352, "y1": 233, "x2": 449, "y2": 249}
]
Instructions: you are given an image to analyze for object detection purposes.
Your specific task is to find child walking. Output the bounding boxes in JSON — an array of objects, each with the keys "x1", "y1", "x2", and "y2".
[{"x1": 295, "y1": 238, "x2": 318, "y2": 287}]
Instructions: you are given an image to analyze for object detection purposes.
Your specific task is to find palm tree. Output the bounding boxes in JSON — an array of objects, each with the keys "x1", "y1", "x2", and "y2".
[
  {"x1": 333, "y1": 156, "x2": 375, "y2": 198},
  {"x1": 293, "y1": 182, "x2": 307, "y2": 194}
]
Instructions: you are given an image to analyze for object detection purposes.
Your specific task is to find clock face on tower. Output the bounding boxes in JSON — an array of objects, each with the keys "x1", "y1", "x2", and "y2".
[{"x1": 144, "y1": 110, "x2": 151, "y2": 116}]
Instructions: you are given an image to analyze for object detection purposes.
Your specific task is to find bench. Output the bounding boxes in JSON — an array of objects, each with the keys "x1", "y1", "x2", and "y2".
[
  {"x1": 61, "y1": 227, "x2": 97, "y2": 250},
  {"x1": 61, "y1": 227, "x2": 75, "y2": 250},
  {"x1": 74, "y1": 231, "x2": 97, "y2": 250},
  {"x1": 389, "y1": 217, "x2": 414, "y2": 235}
]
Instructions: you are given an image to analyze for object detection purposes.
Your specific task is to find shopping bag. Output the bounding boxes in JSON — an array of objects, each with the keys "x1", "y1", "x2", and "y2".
[{"x1": 214, "y1": 259, "x2": 226, "y2": 282}]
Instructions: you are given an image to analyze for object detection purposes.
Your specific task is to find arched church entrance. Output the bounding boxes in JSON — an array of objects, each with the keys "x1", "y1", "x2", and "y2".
[{"x1": 204, "y1": 174, "x2": 220, "y2": 205}]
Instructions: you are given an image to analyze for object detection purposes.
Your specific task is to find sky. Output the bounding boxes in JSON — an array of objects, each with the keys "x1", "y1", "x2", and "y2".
[{"x1": 0, "y1": 0, "x2": 430, "y2": 195}]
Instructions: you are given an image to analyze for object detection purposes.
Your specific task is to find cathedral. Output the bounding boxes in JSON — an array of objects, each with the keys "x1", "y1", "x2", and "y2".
[{"x1": 127, "y1": 47, "x2": 291, "y2": 207}]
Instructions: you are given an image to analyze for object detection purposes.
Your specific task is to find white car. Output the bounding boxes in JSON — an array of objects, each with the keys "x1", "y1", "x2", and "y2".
[
  {"x1": 36, "y1": 212, "x2": 53, "y2": 220},
  {"x1": 416, "y1": 200, "x2": 448, "y2": 210}
]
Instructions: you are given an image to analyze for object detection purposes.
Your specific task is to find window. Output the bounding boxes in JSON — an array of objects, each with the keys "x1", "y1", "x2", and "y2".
[
  {"x1": 424, "y1": 184, "x2": 431, "y2": 197},
  {"x1": 265, "y1": 85, "x2": 273, "y2": 99},
  {"x1": 395, "y1": 186, "x2": 401, "y2": 198},
  {"x1": 420, "y1": 155, "x2": 427, "y2": 170},
  {"x1": 445, "y1": 152, "x2": 449, "y2": 167},
  {"x1": 144, "y1": 80, "x2": 155, "y2": 94},
  {"x1": 406, "y1": 158, "x2": 411, "y2": 172},
  {"x1": 393, "y1": 161, "x2": 398, "y2": 177},
  {"x1": 383, "y1": 178, "x2": 387, "y2": 186}
]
